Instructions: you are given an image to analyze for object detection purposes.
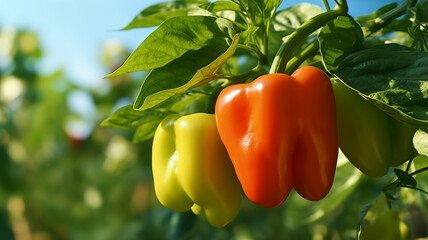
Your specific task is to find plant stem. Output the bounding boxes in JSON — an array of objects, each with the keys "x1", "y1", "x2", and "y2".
[
  {"x1": 411, "y1": 166, "x2": 428, "y2": 176},
  {"x1": 237, "y1": 44, "x2": 267, "y2": 64},
  {"x1": 204, "y1": 65, "x2": 267, "y2": 113},
  {"x1": 269, "y1": 1, "x2": 348, "y2": 74},
  {"x1": 225, "y1": 65, "x2": 267, "y2": 84},
  {"x1": 285, "y1": 40, "x2": 319, "y2": 75},
  {"x1": 400, "y1": 185, "x2": 428, "y2": 195},
  {"x1": 383, "y1": 164, "x2": 428, "y2": 197},
  {"x1": 323, "y1": 0, "x2": 331, "y2": 11},
  {"x1": 405, "y1": 155, "x2": 414, "y2": 172},
  {"x1": 356, "y1": 203, "x2": 373, "y2": 240},
  {"x1": 364, "y1": 0, "x2": 418, "y2": 37},
  {"x1": 383, "y1": 179, "x2": 400, "y2": 197},
  {"x1": 205, "y1": 84, "x2": 226, "y2": 114}
]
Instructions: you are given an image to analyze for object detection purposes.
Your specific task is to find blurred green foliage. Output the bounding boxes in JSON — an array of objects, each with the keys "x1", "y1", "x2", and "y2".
[{"x1": 0, "y1": 23, "x2": 427, "y2": 240}]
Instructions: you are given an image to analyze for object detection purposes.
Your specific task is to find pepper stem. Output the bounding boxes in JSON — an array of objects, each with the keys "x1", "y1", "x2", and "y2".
[
  {"x1": 323, "y1": 0, "x2": 331, "y2": 11},
  {"x1": 269, "y1": 0, "x2": 348, "y2": 74},
  {"x1": 285, "y1": 40, "x2": 319, "y2": 75}
]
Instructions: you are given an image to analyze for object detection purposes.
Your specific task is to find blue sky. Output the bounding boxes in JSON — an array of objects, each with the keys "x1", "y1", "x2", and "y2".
[
  {"x1": 0, "y1": 0, "x2": 156, "y2": 88},
  {"x1": 0, "y1": 0, "x2": 403, "y2": 89}
]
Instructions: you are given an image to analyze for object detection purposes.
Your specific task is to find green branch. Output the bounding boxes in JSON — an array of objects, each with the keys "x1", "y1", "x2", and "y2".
[
  {"x1": 285, "y1": 40, "x2": 319, "y2": 75},
  {"x1": 237, "y1": 44, "x2": 267, "y2": 64},
  {"x1": 323, "y1": 0, "x2": 331, "y2": 11},
  {"x1": 383, "y1": 164, "x2": 428, "y2": 197},
  {"x1": 269, "y1": 1, "x2": 348, "y2": 74},
  {"x1": 411, "y1": 166, "x2": 428, "y2": 176},
  {"x1": 225, "y1": 65, "x2": 267, "y2": 84},
  {"x1": 364, "y1": 0, "x2": 418, "y2": 37},
  {"x1": 400, "y1": 185, "x2": 428, "y2": 195}
]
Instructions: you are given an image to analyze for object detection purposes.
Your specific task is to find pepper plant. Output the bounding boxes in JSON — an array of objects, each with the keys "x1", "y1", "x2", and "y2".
[{"x1": 102, "y1": 0, "x2": 428, "y2": 238}]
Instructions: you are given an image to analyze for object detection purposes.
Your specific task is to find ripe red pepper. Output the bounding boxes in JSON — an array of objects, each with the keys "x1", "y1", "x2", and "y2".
[{"x1": 215, "y1": 66, "x2": 338, "y2": 208}]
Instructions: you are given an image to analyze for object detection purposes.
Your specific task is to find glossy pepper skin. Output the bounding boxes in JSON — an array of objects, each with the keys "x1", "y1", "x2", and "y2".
[
  {"x1": 152, "y1": 113, "x2": 241, "y2": 227},
  {"x1": 332, "y1": 79, "x2": 416, "y2": 177},
  {"x1": 215, "y1": 66, "x2": 338, "y2": 208}
]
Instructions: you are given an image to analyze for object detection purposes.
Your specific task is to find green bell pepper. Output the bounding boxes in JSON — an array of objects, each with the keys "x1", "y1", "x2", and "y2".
[
  {"x1": 332, "y1": 79, "x2": 416, "y2": 177},
  {"x1": 152, "y1": 113, "x2": 241, "y2": 227}
]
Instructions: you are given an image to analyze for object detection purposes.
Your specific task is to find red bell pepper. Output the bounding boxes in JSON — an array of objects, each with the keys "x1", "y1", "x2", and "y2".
[{"x1": 215, "y1": 66, "x2": 338, "y2": 208}]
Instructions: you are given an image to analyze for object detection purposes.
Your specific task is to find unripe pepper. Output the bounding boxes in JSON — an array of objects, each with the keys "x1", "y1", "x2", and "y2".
[
  {"x1": 332, "y1": 79, "x2": 416, "y2": 177},
  {"x1": 215, "y1": 66, "x2": 338, "y2": 208},
  {"x1": 152, "y1": 113, "x2": 241, "y2": 227}
]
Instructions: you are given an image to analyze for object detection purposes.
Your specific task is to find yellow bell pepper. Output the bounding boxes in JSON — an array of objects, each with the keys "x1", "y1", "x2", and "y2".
[{"x1": 152, "y1": 113, "x2": 241, "y2": 227}]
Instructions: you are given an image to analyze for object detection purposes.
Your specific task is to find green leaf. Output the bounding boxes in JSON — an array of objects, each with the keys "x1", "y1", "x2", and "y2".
[
  {"x1": 134, "y1": 34, "x2": 240, "y2": 111},
  {"x1": 269, "y1": 3, "x2": 323, "y2": 61},
  {"x1": 410, "y1": 0, "x2": 428, "y2": 51},
  {"x1": 100, "y1": 105, "x2": 145, "y2": 129},
  {"x1": 414, "y1": 129, "x2": 428, "y2": 156},
  {"x1": 106, "y1": 16, "x2": 239, "y2": 78},
  {"x1": 262, "y1": 0, "x2": 282, "y2": 18},
  {"x1": 334, "y1": 44, "x2": 428, "y2": 126},
  {"x1": 100, "y1": 104, "x2": 174, "y2": 130},
  {"x1": 132, "y1": 120, "x2": 161, "y2": 143},
  {"x1": 319, "y1": 16, "x2": 364, "y2": 71},
  {"x1": 271, "y1": 3, "x2": 323, "y2": 38},
  {"x1": 101, "y1": 92, "x2": 210, "y2": 142},
  {"x1": 412, "y1": 154, "x2": 428, "y2": 192},
  {"x1": 239, "y1": 0, "x2": 282, "y2": 49},
  {"x1": 123, "y1": 0, "x2": 210, "y2": 29},
  {"x1": 394, "y1": 168, "x2": 417, "y2": 186},
  {"x1": 239, "y1": 0, "x2": 282, "y2": 19},
  {"x1": 204, "y1": 1, "x2": 242, "y2": 13}
]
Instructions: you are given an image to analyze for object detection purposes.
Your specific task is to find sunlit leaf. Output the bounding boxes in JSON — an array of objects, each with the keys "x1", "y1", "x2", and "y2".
[
  {"x1": 335, "y1": 44, "x2": 428, "y2": 126},
  {"x1": 204, "y1": 1, "x2": 242, "y2": 13},
  {"x1": 271, "y1": 3, "x2": 323, "y2": 37},
  {"x1": 133, "y1": 34, "x2": 240, "y2": 111},
  {"x1": 414, "y1": 129, "x2": 428, "y2": 156},
  {"x1": 123, "y1": 0, "x2": 210, "y2": 29},
  {"x1": 319, "y1": 16, "x2": 364, "y2": 71},
  {"x1": 106, "y1": 16, "x2": 239, "y2": 78}
]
